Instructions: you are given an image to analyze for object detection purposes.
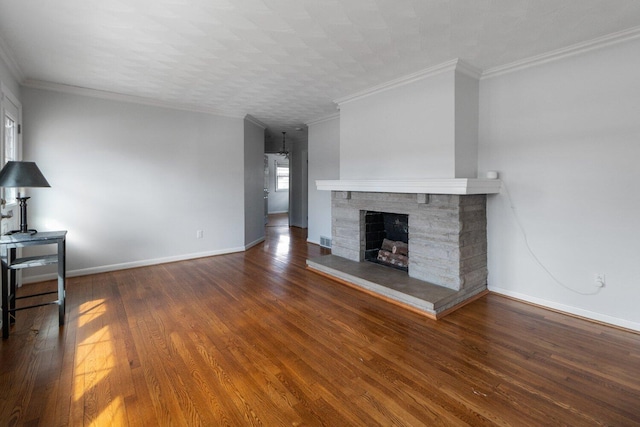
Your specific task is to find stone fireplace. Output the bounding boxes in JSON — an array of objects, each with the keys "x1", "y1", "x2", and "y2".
[
  {"x1": 307, "y1": 179, "x2": 501, "y2": 318},
  {"x1": 305, "y1": 60, "x2": 503, "y2": 318},
  {"x1": 333, "y1": 191, "x2": 487, "y2": 290}
]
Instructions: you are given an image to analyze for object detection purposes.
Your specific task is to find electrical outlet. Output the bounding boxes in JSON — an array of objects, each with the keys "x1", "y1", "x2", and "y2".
[
  {"x1": 594, "y1": 273, "x2": 606, "y2": 287},
  {"x1": 196, "y1": 230, "x2": 204, "y2": 239}
]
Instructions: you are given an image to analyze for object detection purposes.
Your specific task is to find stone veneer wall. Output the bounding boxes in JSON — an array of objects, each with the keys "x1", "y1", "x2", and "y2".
[{"x1": 331, "y1": 191, "x2": 487, "y2": 291}]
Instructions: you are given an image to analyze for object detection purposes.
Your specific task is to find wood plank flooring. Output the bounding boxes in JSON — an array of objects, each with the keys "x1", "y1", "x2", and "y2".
[{"x1": 1, "y1": 225, "x2": 639, "y2": 426}]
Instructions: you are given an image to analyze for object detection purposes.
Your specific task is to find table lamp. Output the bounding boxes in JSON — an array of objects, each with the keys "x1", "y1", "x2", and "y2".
[{"x1": 0, "y1": 161, "x2": 50, "y2": 234}]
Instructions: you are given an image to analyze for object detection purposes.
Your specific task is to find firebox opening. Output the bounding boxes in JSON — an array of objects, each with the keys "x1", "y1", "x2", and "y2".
[{"x1": 364, "y1": 211, "x2": 409, "y2": 272}]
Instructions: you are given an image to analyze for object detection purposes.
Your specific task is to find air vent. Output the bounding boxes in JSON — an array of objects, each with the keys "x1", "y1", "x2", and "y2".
[{"x1": 320, "y1": 236, "x2": 332, "y2": 248}]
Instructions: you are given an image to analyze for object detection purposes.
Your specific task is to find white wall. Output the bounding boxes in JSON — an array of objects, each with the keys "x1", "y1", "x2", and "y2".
[
  {"x1": 339, "y1": 70, "x2": 456, "y2": 179},
  {"x1": 479, "y1": 37, "x2": 640, "y2": 330},
  {"x1": 244, "y1": 118, "x2": 266, "y2": 248},
  {"x1": 307, "y1": 115, "x2": 339, "y2": 245},
  {"x1": 22, "y1": 87, "x2": 246, "y2": 278},
  {"x1": 289, "y1": 137, "x2": 308, "y2": 228},
  {"x1": 265, "y1": 153, "x2": 289, "y2": 214},
  {"x1": 454, "y1": 70, "x2": 479, "y2": 178}
]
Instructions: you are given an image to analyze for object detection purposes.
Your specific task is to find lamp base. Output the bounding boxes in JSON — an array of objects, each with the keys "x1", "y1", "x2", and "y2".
[
  {"x1": 5, "y1": 229, "x2": 38, "y2": 236},
  {"x1": 1, "y1": 196, "x2": 39, "y2": 235},
  {"x1": 9, "y1": 196, "x2": 35, "y2": 235}
]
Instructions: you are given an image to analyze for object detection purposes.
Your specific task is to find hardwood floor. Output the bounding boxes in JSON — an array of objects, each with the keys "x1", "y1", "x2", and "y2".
[
  {"x1": 1, "y1": 226, "x2": 639, "y2": 426},
  {"x1": 266, "y1": 213, "x2": 289, "y2": 227}
]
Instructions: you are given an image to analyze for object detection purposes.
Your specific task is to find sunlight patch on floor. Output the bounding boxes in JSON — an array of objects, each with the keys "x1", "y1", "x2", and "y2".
[
  {"x1": 275, "y1": 234, "x2": 291, "y2": 255},
  {"x1": 73, "y1": 299, "x2": 127, "y2": 425}
]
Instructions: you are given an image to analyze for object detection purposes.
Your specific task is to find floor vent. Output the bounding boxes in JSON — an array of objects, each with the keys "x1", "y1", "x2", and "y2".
[{"x1": 320, "y1": 236, "x2": 332, "y2": 248}]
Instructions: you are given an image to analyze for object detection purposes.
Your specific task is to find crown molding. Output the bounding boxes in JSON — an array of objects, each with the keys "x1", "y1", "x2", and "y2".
[
  {"x1": 306, "y1": 112, "x2": 340, "y2": 126},
  {"x1": 244, "y1": 114, "x2": 267, "y2": 129},
  {"x1": 22, "y1": 79, "x2": 245, "y2": 119},
  {"x1": 334, "y1": 59, "x2": 480, "y2": 106},
  {"x1": 454, "y1": 60, "x2": 483, "y2": 80},
  {"x1": 482, "y1": 25, "x2": 640, "y2": 79},
  {"x1": 0, "y1": 36, "x2": 25, "y2": 83}
]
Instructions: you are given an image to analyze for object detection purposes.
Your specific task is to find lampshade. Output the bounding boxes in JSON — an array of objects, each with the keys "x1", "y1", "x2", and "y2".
[{"x1": 0, "y1": 161, "x2": 50, "y2": 188}]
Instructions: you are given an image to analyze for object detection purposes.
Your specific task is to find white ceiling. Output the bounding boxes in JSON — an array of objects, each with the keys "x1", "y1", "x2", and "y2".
[{"x1": 1, "y1": 0, "x2": 640, "y2": 142}]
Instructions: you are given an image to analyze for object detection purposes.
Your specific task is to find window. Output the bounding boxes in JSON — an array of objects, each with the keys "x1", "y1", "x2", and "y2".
[
  {"x1": 1, "y1": 85, "x2": 21, "y2": 205},
  {"x1": 3, "y1": 115, "x2": 17, "y2": 204},
  {"x1": 275, "y1": 161, "x2": 289, "y2": 191}
]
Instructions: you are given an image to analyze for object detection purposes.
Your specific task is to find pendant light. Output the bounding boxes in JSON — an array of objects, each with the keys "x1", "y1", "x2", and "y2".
[{"x1": 278, "y1": 131, "x2": 289, "y2": 159}]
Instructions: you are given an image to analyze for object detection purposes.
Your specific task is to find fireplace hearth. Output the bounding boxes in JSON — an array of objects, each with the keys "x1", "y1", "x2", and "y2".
[{"x1": 307, "y1": 189, "x2": 492, "y2": 318}]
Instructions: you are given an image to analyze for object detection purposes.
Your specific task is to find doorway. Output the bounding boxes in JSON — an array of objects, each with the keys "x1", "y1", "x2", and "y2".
[{"x1": 264, "y1": 153, "x2": 289, "y2": 227}]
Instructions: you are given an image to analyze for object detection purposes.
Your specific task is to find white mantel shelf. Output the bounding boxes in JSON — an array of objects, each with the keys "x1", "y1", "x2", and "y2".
[{"x1": 316, "y1": 179, "x2": 502, "y2": 195}]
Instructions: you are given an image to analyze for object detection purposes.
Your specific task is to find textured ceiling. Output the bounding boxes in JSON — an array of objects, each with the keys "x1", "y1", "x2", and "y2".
[{"x1": 1, "y1": 0, "x2": 640, "y2": 143}]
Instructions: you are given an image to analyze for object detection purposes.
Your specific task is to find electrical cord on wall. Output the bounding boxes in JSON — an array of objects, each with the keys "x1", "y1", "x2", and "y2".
[{"x1": 501, "y1": 181, "x2": 602, "y2": 296}]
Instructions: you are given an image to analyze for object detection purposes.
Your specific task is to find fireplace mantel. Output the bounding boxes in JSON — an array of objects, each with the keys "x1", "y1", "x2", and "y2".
[{"x1": 316, "y1": 179, "x2": 501, "y2": 195}]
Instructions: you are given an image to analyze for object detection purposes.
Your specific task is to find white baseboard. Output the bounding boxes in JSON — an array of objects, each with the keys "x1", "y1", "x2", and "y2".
[
  {"x1": 24, "y1": 250, "x2": 637, "y2": 333},
  {"x1": 289, "y1": 222, "x2": 307, "y2": 229},
  {"x1": 490, "y1": 286, "x2": 640, "y2": 332},
  {"x1": 244, "y1": 236, "x2": 265, "y2": 250},
  {"x1": 21, "y1": 246, "x2": 246, "y2": 284}
]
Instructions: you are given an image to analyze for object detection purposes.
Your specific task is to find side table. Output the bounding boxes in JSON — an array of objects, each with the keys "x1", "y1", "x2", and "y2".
[{"x1": 1, "y1": 230, "x2": 67, "y2": 338}]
